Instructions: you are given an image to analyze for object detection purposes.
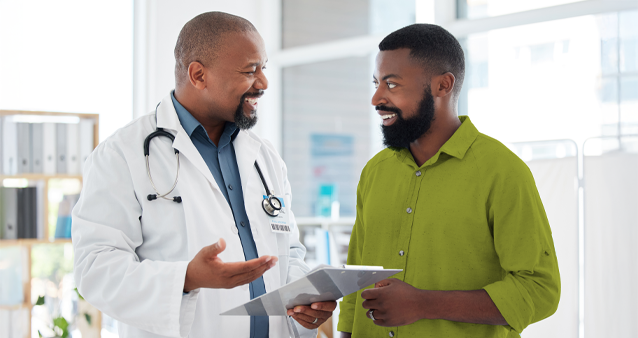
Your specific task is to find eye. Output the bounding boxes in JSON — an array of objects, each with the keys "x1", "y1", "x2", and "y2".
[
  {"x1": 387, "y1": 82, "x2": 397, "y2": 89},
  {"x1": 372, "y1": 80, "x2": 379, "y2": 89}
]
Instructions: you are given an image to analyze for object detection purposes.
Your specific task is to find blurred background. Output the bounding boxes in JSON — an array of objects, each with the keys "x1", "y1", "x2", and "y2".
[{"x1": 0, "y1": 0, "x2": 636, "y2": 337}]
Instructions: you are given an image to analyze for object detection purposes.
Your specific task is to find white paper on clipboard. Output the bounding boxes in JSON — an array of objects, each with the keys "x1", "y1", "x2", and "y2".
[{"x1": 220, "y1": 265, "x2": 402, "y2": 316}]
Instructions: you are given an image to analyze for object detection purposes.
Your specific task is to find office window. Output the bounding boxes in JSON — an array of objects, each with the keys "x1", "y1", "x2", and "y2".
[
  {"x1": 459, "y1": 10, "x2": 638, "y2": 144},
  {"x1": 0, "y1": 0, "x2": 134, "y2": 141},
  {"x1": 457, "y1": 0, "x2": 585, "y2": 20}
]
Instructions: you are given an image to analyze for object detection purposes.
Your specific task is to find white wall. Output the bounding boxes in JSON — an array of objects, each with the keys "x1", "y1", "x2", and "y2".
[{"x1": 133, "y1": 0, "x2": 282, "y2": 149}]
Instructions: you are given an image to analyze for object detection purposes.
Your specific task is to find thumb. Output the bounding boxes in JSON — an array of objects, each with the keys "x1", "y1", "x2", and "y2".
[
  {"x1": 374, "y1": 279, "x2": 393, "y2": 288},
  {"x1": 207, "y1": 238, "x2": 226, "y2": 257}
]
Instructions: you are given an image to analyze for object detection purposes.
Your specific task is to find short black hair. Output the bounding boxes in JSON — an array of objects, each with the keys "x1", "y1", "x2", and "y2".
[
  {"x1": 174, "y1": 12, "x2": 257, "y2": 85},
  {"x1": 379, "y1": 24, "x2": 465, "y2": 98}
]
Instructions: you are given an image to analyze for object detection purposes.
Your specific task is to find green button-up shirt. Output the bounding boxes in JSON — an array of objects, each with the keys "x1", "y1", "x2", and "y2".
[{"x1": 337, "y1": 116, "x2": 560, "y2": 338}]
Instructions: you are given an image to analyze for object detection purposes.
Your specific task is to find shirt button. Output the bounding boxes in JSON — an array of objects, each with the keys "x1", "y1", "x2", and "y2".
[
  {"x1": 228, "y1": 184, "x2": 233, "y2": 190},
  {"x1": 399, "y1": 250, "x2": 404, "y2": 256},
  {"x1": 389, "y1": 332, "x2": 395, "y2": 337},
  {"x1": 240, "y1": 221, "x2": 246, "y2": 227},
  {"x1": 406, "y1": 207, "x2": 412, "y2": 214},
  {"x1": 416, "y1": 170, "x2": 421, "y2": 177}
]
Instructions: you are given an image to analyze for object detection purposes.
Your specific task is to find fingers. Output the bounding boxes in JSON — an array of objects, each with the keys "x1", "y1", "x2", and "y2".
[
  {"x1": 361, "y1": 287, "x2": 379, "y2": 300},
  {"x1": 361, "y1": 299, "x2": 379, "y2": 310},
  {"x1": 205, "y1": 238, "x2": 227, "y2": 257},
  {"x1": 289, "y1": 312, "x2": 324, "y2": 330},
  {"x1": 374, "y1": 278, "x2": 394, "y2": 288},
  {"x1": 225, "y1": 255, "x2": 278, "y2": 276},
  {"x1": 287, "y1": 305, "x2": 333, "y2": 319},
  {"x1": 310, "y1": 301, "x2": 337, "y2": 312},
  {"x1": 229, "y1": 259, "x2": 277, "y2": 286}
]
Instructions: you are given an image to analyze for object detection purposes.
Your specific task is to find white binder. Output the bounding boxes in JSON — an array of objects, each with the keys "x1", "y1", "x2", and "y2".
[
  {"x1": 56, "y1": 123, "x2": 67, "y2": 174},
  {"x1": 220, "y1": 265, "x2": 402, "y2": 316},
  {"x1": 2, "y1": 117, "x2": 18, "y2": 175},
  {"x1": 0, "y1": 117, "x2": 3, "y2": 175},
  {"x1": 42, "y1": 123, "x2": 56, "y2": 175},
  {"x1": 66, "y1": 122, "x2": 80, "y2": 175},
  {"x1": 2, "y1": 188, "x2": 18, "y2": 240},
  {"x1": 79, "y1": 119, "x2": 94, "y2": 171},
  {"x1": 31, "y1": 123, "x2": 44, "y2": 174},
  {"x1": 17, "y1": 123, "x2": 32, "y2": 174}
]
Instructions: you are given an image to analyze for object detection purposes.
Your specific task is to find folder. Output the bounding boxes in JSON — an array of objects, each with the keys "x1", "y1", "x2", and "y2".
[
  {"x1": 220, "y1": 265, "x2": 401, "y2": 316},
  {"x1": 56, "y1": 123, "x2": 67, "y2": 174},
  {"x1": 2, "y1": 188, "x2": 17, "y2": 240},
  {"x1": 2, "y1": 117, "x2": 18, "y2": 175},
  {"x1": 16, "y1": 123, "x2": 31, "y2": 174},
  {"x1": 31, "y1": 123, "x2": 44, "y2": 174},
  {"x1": 0, "y1": 117, "x2": 3, "y2": 175},
  {"x1": 42, "y1": 123, "x2": 56, "y2": 175},
  {"x1": 79, "y1": 119, "x2": 94, "y2": 171},
  {"x1": 66, "y1": 122, "x2": 80, "y2": 175}
]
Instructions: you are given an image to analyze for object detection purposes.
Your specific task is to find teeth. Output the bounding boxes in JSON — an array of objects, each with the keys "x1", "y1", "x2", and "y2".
[
  {"x1": 381, "y1": 114, "x2": 396, "y2": 120},
  {"x1": 245, "y1": 98, "x2": 258, "y2": 104}
]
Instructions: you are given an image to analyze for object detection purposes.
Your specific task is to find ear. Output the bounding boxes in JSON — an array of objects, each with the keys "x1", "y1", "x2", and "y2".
[
  {"x1": 187, "y1": 61, "x2": 207, "y2": 90},
  {"x1": 431, "y1": 72, "x2": 456, "y2": 98}
]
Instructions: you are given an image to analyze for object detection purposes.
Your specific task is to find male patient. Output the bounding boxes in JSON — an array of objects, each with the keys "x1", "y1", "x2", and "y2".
[{"x1": 337, "y1": 24, "x2": 560, "y2": 337}]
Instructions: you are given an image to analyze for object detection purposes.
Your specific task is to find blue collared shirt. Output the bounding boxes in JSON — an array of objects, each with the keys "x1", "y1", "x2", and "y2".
[{"x1": 171, "y1": 91, "x2": 269, "y2": 338}]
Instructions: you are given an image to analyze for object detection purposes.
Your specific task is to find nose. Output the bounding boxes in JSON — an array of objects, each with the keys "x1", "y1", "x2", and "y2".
[
  {"x1": 371, "y1": 86, "x2": 386, "y2": 107},
  {"x1": 255, "y1": 69, "x2": 268, "y2": 91}
]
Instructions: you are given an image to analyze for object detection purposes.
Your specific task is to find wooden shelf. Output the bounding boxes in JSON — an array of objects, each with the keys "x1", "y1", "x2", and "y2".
[
  {"x1": 0, "y1": 174, "x2": 83, "y2": 181},
  {"x1": 1, "y1": 110, "x2": 100, "y2": 338},
  {"x1": 0, "y1": 238, "x2": 72, "y2": 246}
]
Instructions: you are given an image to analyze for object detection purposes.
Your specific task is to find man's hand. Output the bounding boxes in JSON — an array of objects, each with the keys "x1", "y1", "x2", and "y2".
[
  {"x1": 361, "y1": 278, "x2": 425, "y2": 327},
  {"x1": 286, "y1": 301, "x2": 337, "y2": 330},
  {"x1": 183, "y1": 238, "x2": 277, "y2": 292}
]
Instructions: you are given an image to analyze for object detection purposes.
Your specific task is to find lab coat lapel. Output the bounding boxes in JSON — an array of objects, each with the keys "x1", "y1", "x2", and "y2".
[
  {"x1": 233, "y1": 131, "x2": 261, "y2": 191},
  {"x1": 155, "y1": 94, "x2": 220, "y2": 192}
]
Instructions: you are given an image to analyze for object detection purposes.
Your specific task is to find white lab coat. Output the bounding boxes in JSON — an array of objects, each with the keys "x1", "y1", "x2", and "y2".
[{"x1": 72, "y1": 94, "x2": 316, "y2": 338}]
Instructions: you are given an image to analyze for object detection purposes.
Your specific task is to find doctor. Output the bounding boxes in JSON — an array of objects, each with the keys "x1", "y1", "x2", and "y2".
[{"x1": 72, "y1": 12, "x2": 335, "y2": 338}]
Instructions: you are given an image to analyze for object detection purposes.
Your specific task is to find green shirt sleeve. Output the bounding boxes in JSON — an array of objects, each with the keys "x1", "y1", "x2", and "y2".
[
  {"x1": 482, "y1": 158, "x2": 561, "y2": 333},
  {"x1": 337, "y1": 178, "x2": 366, "y2": 334}
]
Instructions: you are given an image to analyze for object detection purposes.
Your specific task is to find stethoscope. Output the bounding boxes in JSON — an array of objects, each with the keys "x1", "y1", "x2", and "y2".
[{"x1": 144, "y1": 104, "x2": 282, "y2": 217}]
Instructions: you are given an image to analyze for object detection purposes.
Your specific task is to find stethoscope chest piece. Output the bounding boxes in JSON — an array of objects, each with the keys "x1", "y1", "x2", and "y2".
[{"x1": 262, "y1": 195, "x2": 282, "y2": 217}]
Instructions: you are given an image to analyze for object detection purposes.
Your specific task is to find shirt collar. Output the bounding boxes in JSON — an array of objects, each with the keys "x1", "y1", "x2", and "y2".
[
  {"x1": 171, "y1": 90, "x2": 239, "y2": 141},
  {"x1": 396, "y1": 115, "x2": 479, "y2": 167}
]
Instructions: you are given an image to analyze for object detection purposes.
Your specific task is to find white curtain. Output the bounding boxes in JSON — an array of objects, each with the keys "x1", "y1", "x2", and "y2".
[
  {"x1": 584, "y1": 152, "x2": 638, "y2": 338},
  {"x1": 522, "y1": 157, "x2": 579, "y2": 338}
]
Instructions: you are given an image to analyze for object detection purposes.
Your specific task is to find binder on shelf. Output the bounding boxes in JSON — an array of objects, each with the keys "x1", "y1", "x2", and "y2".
[
  {"x1": 79, "y1": 119, "x2": 95, "y2": 170},
  {"x1": 0, "y1": 117, "x2": 3, "y2": 175},
  {"x1": 2, "y1": 188, "x2": 18, "y2": 240},
  {"x1": 2, "y1": 117, "x2": 18, "y2": 175},
  {"x1": 16, "y1": 123, "x2": 32, "y2": 174},
  {"x1": 42, "y1": 122, "x2": 57, "y2": 175},
  {"x1": 66, "y1": 122, "x2": 80, "y2": 175},
  {"x1": 31, "y1": 123, "x2": 44, "y2": 174},
  {"x1": 17, "y1": 187, "x2": 37, "y2": 239},
  {"x1": 221, "y1": 265, "x2": 402, "y2": 316},
  {"x1": 56, "y1": 123, "x2": 67, "y2": 175}
]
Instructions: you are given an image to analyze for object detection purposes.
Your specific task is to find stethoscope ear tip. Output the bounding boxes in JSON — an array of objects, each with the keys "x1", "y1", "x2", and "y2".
[
  {"x1": 147, "y1": 194, "x2": 157, "y2": 201},
  {"x1": 173, "y1": 196, "x2": 182, "y2": 203}
]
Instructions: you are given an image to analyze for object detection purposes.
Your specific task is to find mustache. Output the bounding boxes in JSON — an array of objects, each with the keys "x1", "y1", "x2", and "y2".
[
  {"x1": 242, "y1": 90, "x2": 265, "y2": 100},
  {"x1": 375, "y1": 105, "x2": 402, "y2": 115}
]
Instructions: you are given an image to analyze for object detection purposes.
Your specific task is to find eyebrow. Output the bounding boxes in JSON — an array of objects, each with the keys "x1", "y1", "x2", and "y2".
[
  {"x1": 243, "y1": 59, "x2": 268, "y2": 69},
  {"x1": 373, "y1": 74, "x2": 403, "y2": 81}
]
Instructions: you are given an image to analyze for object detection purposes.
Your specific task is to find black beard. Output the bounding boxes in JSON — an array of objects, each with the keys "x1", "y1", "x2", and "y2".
[
  {"x1": 380, "y1": 86, "x2": 435, "y2": 149},
  {"x1": 233, "y1": 91, "x2": 263, "y2": 130}
]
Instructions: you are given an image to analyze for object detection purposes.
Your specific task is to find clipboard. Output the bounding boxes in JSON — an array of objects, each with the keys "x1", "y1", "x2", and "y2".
[{"x1": 220, "y1": 264, "x2": 402, "y2": 316}]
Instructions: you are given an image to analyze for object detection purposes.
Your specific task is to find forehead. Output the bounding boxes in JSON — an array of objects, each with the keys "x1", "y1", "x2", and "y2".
[
  {"x1": 216, "y1": 30, "x2": 267, "y2": 67},
  {"x1": 374, "y1": 48, "x2": 425, "y2": 79}
]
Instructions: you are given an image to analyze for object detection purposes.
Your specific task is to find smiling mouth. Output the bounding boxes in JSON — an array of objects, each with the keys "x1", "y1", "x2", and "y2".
[{"x1": 381, "y1": 113, "x2": 397, "y2": 120}]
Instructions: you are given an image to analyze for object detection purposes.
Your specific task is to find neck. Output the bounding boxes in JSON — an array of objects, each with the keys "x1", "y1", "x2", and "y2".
[
  {"x1": 174, "y1": 87, "x2": 226, "y2": 146},
  {"x1": 408, "y1": 109, "x2": 462, "y2": 167}
]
